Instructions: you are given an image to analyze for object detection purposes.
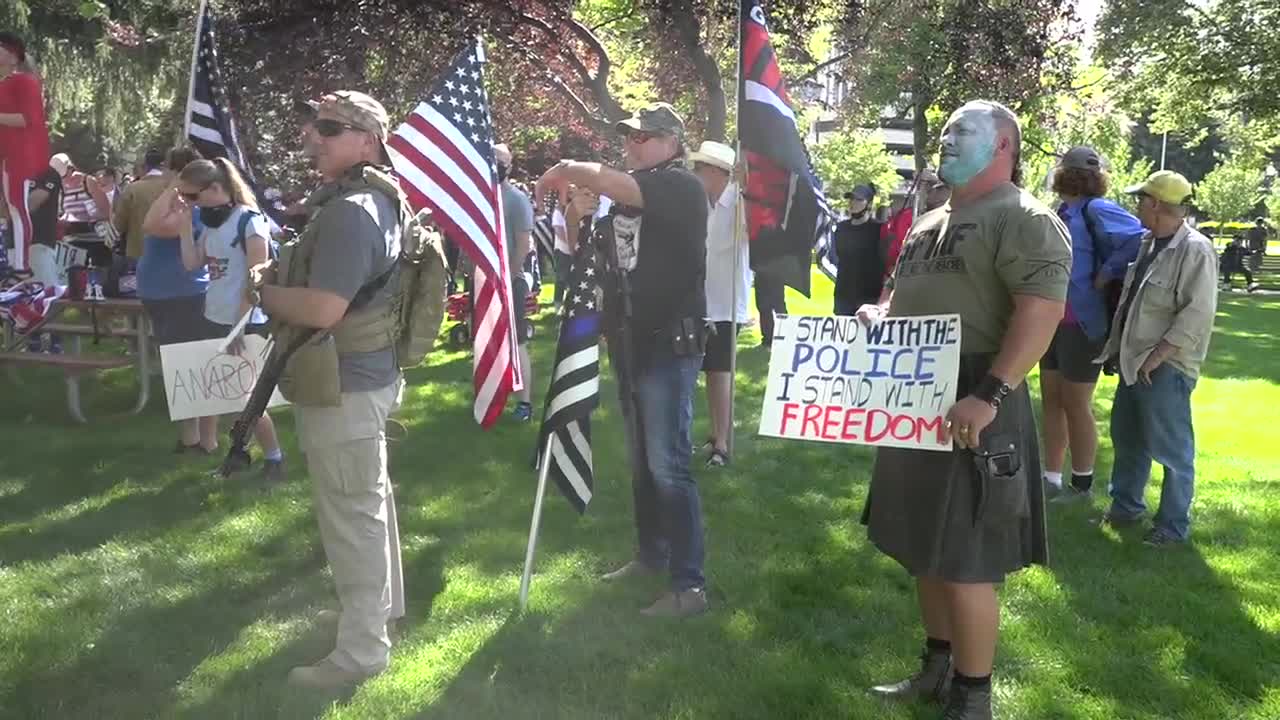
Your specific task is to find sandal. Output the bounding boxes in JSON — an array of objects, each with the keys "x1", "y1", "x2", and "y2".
[
  {"x1": 705, "y1": 448, "x2": 729, "y2": 468},
  {"x1": 699, "y1": 437, "x2": 715, "y2": 453}
]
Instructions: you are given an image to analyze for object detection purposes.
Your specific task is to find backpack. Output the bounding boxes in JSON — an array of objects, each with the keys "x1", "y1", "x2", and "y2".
[
  {"x1": 230, "y1": 209, "x2": 281, "y2": 260},
  {"x1": 1078, "y1": 198, "x2": 1125, "y2": 336},
  {"x1": 390, "y1": 211, "x2": 449, "y2": 368}
]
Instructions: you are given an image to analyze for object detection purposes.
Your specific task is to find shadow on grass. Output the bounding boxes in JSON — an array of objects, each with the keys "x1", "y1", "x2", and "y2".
[{"x1": 1200, "y1": 295, "x2": 1280, "y2": 383}]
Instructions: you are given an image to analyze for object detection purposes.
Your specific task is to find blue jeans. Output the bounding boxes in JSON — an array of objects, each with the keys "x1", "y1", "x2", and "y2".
[
  {"x1": 621, "y1": 349, "x2": 706, "y2": 591},
  {"x1": 1108, "y1": 364, "x2": 1197, "y2": 539}
]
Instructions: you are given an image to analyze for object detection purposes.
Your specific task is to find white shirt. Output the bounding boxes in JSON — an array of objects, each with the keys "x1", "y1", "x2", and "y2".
[
  {"x1": 704, "y1": 182, "x2": 752, "y2": 323},
  {"x1": 201, "y1": 205, "x2": 270, "y2": 326},
  {"x1": 552, "y1": 196, "x2": 614, "y2": 253}
]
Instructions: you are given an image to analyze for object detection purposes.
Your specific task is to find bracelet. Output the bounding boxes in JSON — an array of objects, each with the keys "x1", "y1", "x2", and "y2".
[{"x1": 972, "y1": 373, "x2": 1012, "y2": 409}]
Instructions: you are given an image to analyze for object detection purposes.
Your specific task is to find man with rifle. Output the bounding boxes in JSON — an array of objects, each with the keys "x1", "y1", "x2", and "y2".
[
  {"x1": 536, "y1": 102, "x2": 711, "y2": 617},
  {"x1": 243, "y1": 91, "x2": 408, "y2": 688}
]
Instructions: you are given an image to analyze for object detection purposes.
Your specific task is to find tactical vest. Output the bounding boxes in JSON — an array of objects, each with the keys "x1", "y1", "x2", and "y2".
[{"x1": 272, "y1": 164, "x2": 413, "y2": 407}]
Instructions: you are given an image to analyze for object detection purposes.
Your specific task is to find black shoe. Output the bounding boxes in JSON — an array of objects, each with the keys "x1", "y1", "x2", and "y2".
[
  {"x1": 1143, "y1": 526, "x2": 1187, "y2": 547},
  {"x1": 1097, "y1": 510, "x2": 1143, "y2": 530},
  {"x1": 261, "y1": 458, "x2": 286, "y2": 486},
  {"x1": 942, "y1": 681, "x2": 993, "y2": 720},
  {"x1": 870, "y1": 648, "x2": 953, "y2": 704}
]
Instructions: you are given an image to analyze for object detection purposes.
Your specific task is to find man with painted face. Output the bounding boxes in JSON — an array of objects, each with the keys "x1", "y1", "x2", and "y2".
[
  {"x1": 535, "y1": 102, "x2": 710, "y2": 617},
  {"x1": 832, "y1": 183, "x2": 885, "y2": 315},
  {"x1": 857, "y1": 100, "x2": 1070, "y2": 720}
]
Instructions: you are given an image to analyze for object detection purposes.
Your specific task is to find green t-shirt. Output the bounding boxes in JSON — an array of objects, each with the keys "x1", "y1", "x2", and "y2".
[{"x1": 887, "y1": 183, "x2": 1071, "y2": 353}]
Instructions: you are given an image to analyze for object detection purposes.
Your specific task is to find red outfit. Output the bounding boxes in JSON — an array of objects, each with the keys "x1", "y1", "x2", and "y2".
[
  {"x1": 881, "y1": 206, "x2": 914, "y2": 280},
  {"x1": 0, "y1": 70, "x2": 51, "y2": 270}
]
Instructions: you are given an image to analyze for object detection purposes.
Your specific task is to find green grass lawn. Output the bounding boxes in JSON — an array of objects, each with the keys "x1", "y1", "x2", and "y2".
[{"x1": 1, "y1": 277, "x2": 1278, "y2": 719}]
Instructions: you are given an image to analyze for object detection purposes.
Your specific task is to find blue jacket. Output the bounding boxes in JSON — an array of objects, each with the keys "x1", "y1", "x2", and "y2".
[{"x1": 1057, "y1": 197, "x2": 1145, "y2": 340}]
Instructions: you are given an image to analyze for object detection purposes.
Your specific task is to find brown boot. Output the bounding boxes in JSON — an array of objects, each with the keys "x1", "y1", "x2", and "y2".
[
  {"x1": 639, "y1": 588, "x2": 708, "y2": 618},
  {"x1": 942, "y1": 680, "x2": 993, "y2": 720},
  {"x1": 870, "y1": 647, "x2": 953, "y2": 703}
]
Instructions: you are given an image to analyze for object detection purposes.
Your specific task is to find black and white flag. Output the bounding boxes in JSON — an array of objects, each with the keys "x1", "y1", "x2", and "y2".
[
  {"x1": 184, "y1": 0, "x2": 252, "y2": 181},
  {"x1": 535, "y1": 240, "x2": 602, "y2": 513}
]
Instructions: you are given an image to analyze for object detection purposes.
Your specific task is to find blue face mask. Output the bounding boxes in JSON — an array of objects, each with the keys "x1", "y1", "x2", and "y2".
[{"x1": 938, "y1": 113, "x2": 997, "y2": 187}]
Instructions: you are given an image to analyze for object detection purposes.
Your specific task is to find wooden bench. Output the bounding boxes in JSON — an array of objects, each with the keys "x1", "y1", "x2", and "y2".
[
  {"x1": 0, "y1": 352, "x2": 136, "y2": 423},
  {"x1": 1, "y1": 298, "x2": 152, "y2": 423}
]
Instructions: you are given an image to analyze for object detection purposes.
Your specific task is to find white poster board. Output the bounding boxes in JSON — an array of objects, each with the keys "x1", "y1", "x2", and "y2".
[
  {"x1": 758, "y1": 313, "x2": 962, "y2": 451},
  {"x1": 159, "y1": 336, "x2": 288, "y2": 421}
]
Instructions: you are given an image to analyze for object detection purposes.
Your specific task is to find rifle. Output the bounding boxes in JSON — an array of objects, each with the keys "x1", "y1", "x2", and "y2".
[
  {"x1": 593, "y1": 215, "x2": 648, "y2": 484},
  {"x1": 219, "y1": 327, "x2": 316, "y2": 477}
]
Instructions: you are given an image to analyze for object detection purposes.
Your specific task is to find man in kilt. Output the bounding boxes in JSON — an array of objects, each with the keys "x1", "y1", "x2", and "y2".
[{"x1": 858, "y1": 100, "x2": 1072, "y2": 720}]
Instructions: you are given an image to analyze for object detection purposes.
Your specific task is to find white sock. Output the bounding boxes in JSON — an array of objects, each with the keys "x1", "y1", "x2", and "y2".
[{"x1": 1044, "y1": 471, "x2": 1064, "y2": 488}]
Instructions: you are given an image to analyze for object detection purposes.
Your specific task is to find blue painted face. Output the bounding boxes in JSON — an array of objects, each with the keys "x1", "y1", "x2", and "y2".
[{"x1": 938, "y1": 108, "x2": 997, "y2": 187}]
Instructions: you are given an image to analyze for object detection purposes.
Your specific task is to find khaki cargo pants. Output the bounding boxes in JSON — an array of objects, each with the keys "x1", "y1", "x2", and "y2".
[{"x1": 295, "y1": 376, "x2": 405, "y2": 673}]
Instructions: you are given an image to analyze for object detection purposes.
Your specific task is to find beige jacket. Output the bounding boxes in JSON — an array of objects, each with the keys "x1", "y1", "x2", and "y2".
[{"x1": 1097, "y1": 222, "x2": 1218, "y2": 385}]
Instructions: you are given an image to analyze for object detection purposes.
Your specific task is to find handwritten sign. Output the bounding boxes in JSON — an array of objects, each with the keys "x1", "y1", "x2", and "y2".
[
  {"x1": 159, "y1": 336, "x2": 287, "y2": 421},
  {"x1": 758, "y1": 314, "x2": 961, "y2": 451}
]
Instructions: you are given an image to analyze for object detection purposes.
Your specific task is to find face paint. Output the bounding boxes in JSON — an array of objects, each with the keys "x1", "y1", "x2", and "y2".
[{"x1": 938, "y1": 107, "x2": 997, "y2": 187}]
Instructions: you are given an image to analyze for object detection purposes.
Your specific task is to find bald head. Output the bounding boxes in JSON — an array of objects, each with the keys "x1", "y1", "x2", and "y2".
[{"x1": 939, "y1": 100, "x2": 1023, "y2": 190}]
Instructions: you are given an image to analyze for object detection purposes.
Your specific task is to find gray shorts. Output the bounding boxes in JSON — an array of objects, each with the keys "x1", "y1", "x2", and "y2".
[{"x1": 143, "y1": 295, "x2": 219, "y2": 345}]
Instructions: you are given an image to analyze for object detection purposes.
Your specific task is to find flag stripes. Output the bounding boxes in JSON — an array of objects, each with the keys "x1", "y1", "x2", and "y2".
[{"x1": 387, "y1": 41, "x2": 521, "y2": 427}]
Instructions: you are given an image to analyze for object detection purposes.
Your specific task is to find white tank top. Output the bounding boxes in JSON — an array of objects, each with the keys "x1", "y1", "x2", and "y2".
[{"x1": 201, "y1": 205, "x2": 270, "y2": 326}]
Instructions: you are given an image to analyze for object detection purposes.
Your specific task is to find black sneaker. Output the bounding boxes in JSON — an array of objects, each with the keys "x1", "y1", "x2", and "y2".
[
  {"x1": 261, "y1": 458, "x2": 286, "y2": 486},
  {"x1": 1143, "y1": 527, "x2": 1187, "y2": 547},
  {"x1": 512, "y1": 401, "x2": 533, "y2": 422},
  {"x1": 1050, "y1": 484, "x2": 1092, "y2": 505}
]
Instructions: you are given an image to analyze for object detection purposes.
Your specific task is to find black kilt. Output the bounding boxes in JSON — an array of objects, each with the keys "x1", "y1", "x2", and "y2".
[{"x1": 861, "y1": 354, "x2": 1049, "y2": 583}]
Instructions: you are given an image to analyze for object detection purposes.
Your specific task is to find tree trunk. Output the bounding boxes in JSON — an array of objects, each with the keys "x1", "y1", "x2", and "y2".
[{"x1": 670, "y1": 5, "x2": 728, "y2": 141}]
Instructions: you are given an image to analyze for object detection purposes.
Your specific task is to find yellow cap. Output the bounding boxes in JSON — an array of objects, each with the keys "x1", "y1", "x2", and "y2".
[{"x1": 1125, "y1": 170, "x2": 1194, "y2": 206}]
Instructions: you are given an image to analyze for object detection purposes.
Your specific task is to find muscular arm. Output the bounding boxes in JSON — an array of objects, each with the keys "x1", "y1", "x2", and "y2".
[
  {"x1": 539, "y1": 162, "x2": 643, "y2": 209},
  {"x1": 988, "y1": 294, "x2": 1066, "y2": 387},
  {"x1": 259, "y1": 285, "x2": 349, "y2": 329}
]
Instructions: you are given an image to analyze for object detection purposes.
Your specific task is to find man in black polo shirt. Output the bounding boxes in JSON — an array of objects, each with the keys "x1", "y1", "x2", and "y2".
[{"x1": 536, "y1": 102, "x2": 709, "y2": 617}]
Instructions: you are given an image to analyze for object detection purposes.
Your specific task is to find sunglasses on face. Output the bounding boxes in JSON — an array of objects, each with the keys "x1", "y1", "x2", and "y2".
[
  {"x1": 313, "y1": 118, "x2": 362, "y2": 138},
  {"x1": 626, "y1": 131, "x2": 658, "y2": 145},
  {"x1": 179, "y1": 185, "x2": 208, "y2": 202}
]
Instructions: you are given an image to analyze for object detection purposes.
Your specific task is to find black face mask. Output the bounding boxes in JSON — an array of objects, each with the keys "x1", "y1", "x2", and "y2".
[
  {"x1": 200, "y1": 204, "x2": 234, "y2": 227},
  {"x1": 497, "y1": 163, "x2": 511, "y2": 182}
]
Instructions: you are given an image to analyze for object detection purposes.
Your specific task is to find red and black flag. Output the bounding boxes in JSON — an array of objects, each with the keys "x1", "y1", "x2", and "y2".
[{"x1": 739, "y1": 0, "x2": 832, "y2": 295}]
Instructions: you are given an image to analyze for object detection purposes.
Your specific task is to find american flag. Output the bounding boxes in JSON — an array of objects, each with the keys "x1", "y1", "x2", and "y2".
[
  {"x1": 535, "y1": 240, "x2": 602, "y2": 512},
  {"x1": 183, "y1": 0, "x2": 251, "y2": 179},
  {"x1": 387, "y1": 41, "x2": 522, "y2": 427}
]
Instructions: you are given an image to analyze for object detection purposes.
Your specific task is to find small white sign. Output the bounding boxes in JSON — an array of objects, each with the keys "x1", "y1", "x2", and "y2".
[
  {"x1": 758, "y1": 313, "x2": 962, "y2": 451},
  {"x1": 159, "y1": 335, "x2": 288, "y2": 421}
]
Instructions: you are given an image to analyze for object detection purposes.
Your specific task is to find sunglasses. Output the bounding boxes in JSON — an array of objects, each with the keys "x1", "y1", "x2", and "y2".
[
  {"x1": 179, "y1": 185, "x2": 209, "y2": 202},
  {"x1": 313, "y1": 118, "x2": 363, "y2": 138},
  {"x1": 625, "y1": 130, "x2": 658, "y2": 145}
]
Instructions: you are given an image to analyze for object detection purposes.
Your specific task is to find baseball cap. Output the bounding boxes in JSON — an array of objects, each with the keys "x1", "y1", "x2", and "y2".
[
  {"x1": 689, "y1": 141, "x2": 735, "y2": 172},
  {"x1": 615, "y1": 102, "x2": 685, "y2": 137},
  {"x1": 317, "y1": 90, "x2": 391, "y2": 163},
  {"x1": 1125, "y1": 170, "x2": 1194, "y2": 206},
  {"x1": 1060, "y1": 146, "x2": 1103, "y2": 171},
  {"x1": 843, "y1": 184, "x2": 876, "y2": 201},
  {"x1": 50, "y1": 153, "x2": 72, "y2": 176}
]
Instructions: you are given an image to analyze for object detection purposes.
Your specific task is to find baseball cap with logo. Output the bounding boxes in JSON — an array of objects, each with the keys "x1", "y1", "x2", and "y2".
[
  {"x1": 689, "y1": 141, "x2": 735, "y2": 172},
  {"x1": 317, "y1": 90, "x2": 392, "y2": 162},
  {"x1": 1125, "y1": 170, "x2": 1194, "y2": 206},
  {"x1": 615, "y1": 102, "x2": 685, "y2": 138}
]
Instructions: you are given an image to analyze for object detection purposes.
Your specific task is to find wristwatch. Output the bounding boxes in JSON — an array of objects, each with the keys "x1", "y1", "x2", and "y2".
[{"x1": 973, "y1": 374, "x2": 1012, "y2": 409}]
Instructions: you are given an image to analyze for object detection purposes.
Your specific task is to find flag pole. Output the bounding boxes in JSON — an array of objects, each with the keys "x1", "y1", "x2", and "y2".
[
  {"x1": 182, "y1": 0, "x2": 208, "y2": 142},
  {"x1": 518, "y1": 438, "x2": 556, "y2": 610},
  {"x1": 727, "y1": 0, "x2": 746, "y2": 459}
]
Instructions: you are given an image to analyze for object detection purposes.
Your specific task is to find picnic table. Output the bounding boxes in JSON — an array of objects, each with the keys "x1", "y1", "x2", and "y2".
[{"x1": 0, "y1": 297, "x2": 152, "y2": 423}]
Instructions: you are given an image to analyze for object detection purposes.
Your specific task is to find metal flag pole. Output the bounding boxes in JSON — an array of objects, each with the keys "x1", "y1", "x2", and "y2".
[
  {"x1": 518, "y1": 438, "x2": 557, "y2": 610},
  {"x1": 182, "y1": 0, "x2": 208, "y2": 143}
]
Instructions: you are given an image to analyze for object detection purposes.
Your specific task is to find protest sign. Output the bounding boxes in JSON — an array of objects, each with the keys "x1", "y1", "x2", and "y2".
[
  {"x1": 758, "y1": 314, "x2": 962, "y2": 451},
  {"x1": 160, "y1": 336, "x2": 287, "y2": 421}
]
